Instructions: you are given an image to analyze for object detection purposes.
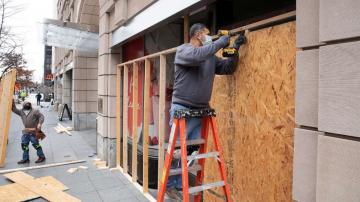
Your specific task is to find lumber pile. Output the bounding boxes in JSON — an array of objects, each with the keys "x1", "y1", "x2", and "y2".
[
  {"x1": 204, "y1": 21, "x2": 296, "y2": 201},
  {"x1": 54, "y1": 123, "x2": 72, "y2": 135},
  {"x1": 0, "y1": 171, "x2": 79, "y2": 201}
]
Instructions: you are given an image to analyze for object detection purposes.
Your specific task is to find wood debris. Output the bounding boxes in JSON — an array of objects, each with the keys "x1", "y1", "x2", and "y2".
[
  {"x1": 54, "y1": 123, "x2": 72, "y2": 135},
  {"x1": 78, "y1": 165, "x2": 88, "y2": 170},
  {"x1": 67, "y1": 168, "x2": 78, "y2": 174},
  {"x1": 93, "y1": 159, "x2": 108, "y2": 169}
]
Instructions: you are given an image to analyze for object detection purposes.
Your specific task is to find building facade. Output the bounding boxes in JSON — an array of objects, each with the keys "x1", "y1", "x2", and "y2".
[
  {"x1": 52, "y1": 0, "x2": 99, "y2": 130},
  {"x1": 50, "y1": 0, "x2": 360, "y2": 201}
]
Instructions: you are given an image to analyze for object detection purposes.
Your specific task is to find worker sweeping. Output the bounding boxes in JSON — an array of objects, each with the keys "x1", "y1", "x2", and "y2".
[
  {"x1": 12, "y1": 100, "x2": 46, "y2": 164},
  {"x1": 166, "y1": 23, "x2": 246, "y2": 198}
]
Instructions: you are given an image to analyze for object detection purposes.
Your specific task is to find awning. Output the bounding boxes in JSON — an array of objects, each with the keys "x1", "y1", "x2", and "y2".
[
  {"x1": 111, "y1": 0, "x2": 204, "y2": 47},
  {"x1": 42, "y1": 19, "x2": 99, "y2": 52}
]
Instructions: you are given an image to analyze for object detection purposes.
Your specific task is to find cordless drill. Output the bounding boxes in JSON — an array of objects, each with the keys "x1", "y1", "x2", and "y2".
[{"x1": 216, "y1": 30, "x2": 243, "y2": 57}]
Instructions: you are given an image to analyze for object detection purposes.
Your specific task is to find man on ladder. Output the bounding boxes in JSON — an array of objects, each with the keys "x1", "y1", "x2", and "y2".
[{"x1": 161, "y1": 23, "x2": 246, "y2": 201}]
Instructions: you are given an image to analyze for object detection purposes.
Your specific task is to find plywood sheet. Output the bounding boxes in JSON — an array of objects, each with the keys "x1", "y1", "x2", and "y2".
[
  {"x1": 292, "y1": 128, "x2": 322, "y2": 202},
  {"x1": 295, "y1": 49, "x2": 319, "y2": 128},
  {"x1": 296, "y1": 0, "x2": 319, "y2": 47},
  {"x1": 317, "y1": 135, "x2": 360, "y2": 202},
  {"x1": 0, "y1": 70, "x2": 16, "y2": 167},
  {"x1": 320, "y1": 0, "x2": 360, "y2": 42},
  {"x1": 205, "y1": 22, "x2": 296, "y2": 201},
  {"x1": 4, "y1": 171, "x2": 80, "y2": 202},
  {"x1": 318, "y1": 41, "x2": 360, "y2": 137},
  {"x1": 0, "y1": 176, "x2": 68, "y2": 201},
  {"x1": 0, "y1": 183, "x2": 38, "y2": 202}
]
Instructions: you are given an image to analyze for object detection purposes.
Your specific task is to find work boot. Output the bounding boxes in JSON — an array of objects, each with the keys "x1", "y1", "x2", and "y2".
[
  {"x1": 166, "y1": 188, "x2": 178, "y2": 200},
  {"x1": 17, "y1": 159, "x2": 30, "y2": 164},
  {"x1": 35, "y1": 157, "x2": 46, "y2": 163}
]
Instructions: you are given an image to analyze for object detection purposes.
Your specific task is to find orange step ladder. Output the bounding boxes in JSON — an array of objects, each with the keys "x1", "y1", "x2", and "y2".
[{"x1": 157, "y1": 108, "x2": 232, "y2": 202}]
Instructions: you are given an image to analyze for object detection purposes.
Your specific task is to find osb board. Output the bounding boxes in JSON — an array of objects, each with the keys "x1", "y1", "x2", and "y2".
[
  {"x1": 205, "y1": 21, "x2": 296, "y2": 201},
  {"x1": 0, "y1": 70, "x2": 16, "y2": 167},
  {"x1": 4, "y1": 171, "x2": 80, "y2": 202},
  {"x1": 0, "y1": 176, "x2": 68, "y2": 201}
]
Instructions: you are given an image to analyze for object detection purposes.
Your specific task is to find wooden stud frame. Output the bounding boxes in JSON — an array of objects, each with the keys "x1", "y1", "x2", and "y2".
[
  {"x1": 157, "y1": 54, "x2": 167, "y2": 187},
  {"x1": 132, "y1": 62, "x2": 139, "y2": 182},
  {"x1": 143, "y1": 59, "x2": 151, "y2": 193}
]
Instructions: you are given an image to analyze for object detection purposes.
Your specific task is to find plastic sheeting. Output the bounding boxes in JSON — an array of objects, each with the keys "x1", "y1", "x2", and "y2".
[{"x1": 42, "y1": 20, "x2": 98, "y2": 52}]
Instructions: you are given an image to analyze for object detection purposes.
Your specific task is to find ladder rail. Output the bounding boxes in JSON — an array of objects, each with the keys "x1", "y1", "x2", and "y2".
[
  {"x1": 157, "y1": 119, "x2": 180, "y2": 202},
  {"x1": 210, "y1": 117, "x2": 232, "y2": 202},
  {"x1": 179, "y1": 118, "x2": 190, "y2": 202}
]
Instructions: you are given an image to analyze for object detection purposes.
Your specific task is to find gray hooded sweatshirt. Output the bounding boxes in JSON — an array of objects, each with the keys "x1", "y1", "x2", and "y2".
[
  {"x1": 12, "y1": 103, "x2": 44, "y2": 134},
  {"x1": 172, "y1": 36, "x2": 238, "y2": 108}
]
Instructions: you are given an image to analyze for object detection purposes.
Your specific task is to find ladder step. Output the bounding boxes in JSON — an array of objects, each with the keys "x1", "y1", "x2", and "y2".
[
  {"x1": 187, "y1": 152, "x2": 219, "y2": 161},
  {"x1": 169, "y1": 164, "x2": 202, "y2": 176},
  {"x1": 188, "y1": 181, "x2": 225, "y2": 195},
  {"x1": 164, "y1": 139, "x2": 205, "y2": 150}
]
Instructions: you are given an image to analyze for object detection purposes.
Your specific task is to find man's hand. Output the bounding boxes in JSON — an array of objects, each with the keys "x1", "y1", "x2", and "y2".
[{"x1": 233, "y1": 34, "x2": 247, "y2": 50}]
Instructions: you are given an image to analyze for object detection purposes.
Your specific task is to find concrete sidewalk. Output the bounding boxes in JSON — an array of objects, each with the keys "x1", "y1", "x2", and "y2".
[{"x1": 0, "y1": 94, "x2": 149, "y2": 202}]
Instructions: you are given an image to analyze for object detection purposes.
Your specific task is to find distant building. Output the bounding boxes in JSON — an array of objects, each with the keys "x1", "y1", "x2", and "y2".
[{"x1": 43, "y1": 45, "x2": 53, "y2": 87}]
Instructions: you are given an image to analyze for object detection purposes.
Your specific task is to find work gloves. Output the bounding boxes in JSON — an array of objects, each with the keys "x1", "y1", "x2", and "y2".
[
  {"x1": 233, "y1": 34, "x2": 246, "y2": 50},
  {"x1": 218, "y1": 35, "x2": 231, "y2": 48}
]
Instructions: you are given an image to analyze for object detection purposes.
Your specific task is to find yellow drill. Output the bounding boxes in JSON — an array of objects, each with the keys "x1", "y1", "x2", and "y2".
[{"x1": 216, "y1": 30, "x2": 238, "y2": 57}]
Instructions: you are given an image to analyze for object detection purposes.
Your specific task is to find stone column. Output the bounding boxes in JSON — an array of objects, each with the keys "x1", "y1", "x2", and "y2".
[
  {"x1": 72, "y1": 52, "x2": 98, "y2": 130},
  {"x1": 57, "y1": 76, "x2": 63, "y2": 104},
  {"x1": 97, "y1": 8, "x2": 121, "y2": 167},
  {"x1": 62, "y1": 70, "x2": 72, "y2": 106}
]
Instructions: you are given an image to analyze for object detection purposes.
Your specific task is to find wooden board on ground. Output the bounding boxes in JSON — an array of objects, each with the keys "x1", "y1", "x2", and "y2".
[
  {"x1": 4, "y1": 171, "x2": 80, "y2": 202},
  {"x1": 0, "y1": 159, "x2": 86, "y2": 174},
  {"x1": 0, "y1": 70, "x2": 17, "y2": 167},
  {"x1": 205, "y1": 21, "x2": 296, "y2": 201},
  {"x1": 0, "y1": 174, "x2": 68, "y2": 201}
]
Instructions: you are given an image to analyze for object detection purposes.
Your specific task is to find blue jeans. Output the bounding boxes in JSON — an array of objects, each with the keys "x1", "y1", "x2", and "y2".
[
  {"x1": 167, "y1": 103, "x2": 202, "y2": 189},
  {"x1": 21, "y1": 134, "x2": 45, "y2": 160}
]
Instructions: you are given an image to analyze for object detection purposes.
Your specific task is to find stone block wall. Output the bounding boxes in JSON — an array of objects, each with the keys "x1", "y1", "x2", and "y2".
[{"x1": 294, "y1": 0, "x2": 360, "y2": 201}]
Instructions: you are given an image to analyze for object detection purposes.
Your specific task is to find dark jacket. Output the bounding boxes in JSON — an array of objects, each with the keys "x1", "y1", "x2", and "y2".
[
  {"x1": 36, "y1": 94, "x2": 42, "y2": 100},
  {"x1": 172, "y1": 36, "x2": 238, "y2": 108}
]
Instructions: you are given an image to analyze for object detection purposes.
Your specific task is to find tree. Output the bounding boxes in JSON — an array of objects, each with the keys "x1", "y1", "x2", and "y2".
[
  {"x1": 0, "y1": 0, "x2": 24, "y2": 80},
  {"x1": 0, "y1": 52, "x2": 34, "y2": 88}
]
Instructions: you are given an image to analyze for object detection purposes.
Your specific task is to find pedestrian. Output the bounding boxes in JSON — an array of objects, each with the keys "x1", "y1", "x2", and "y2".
[
  {"x1": 166, "y1": 23, "x2": 246, "y2": 198},
  {"x1": 36, "y1": 92, "x2": 42, "y2": 106},
  {"x1": 20, "y1": 90, "x2": 26, "y2": 102},
  {"x1": 12, "y1": 100, "x2": 46, "y2": 164}
]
